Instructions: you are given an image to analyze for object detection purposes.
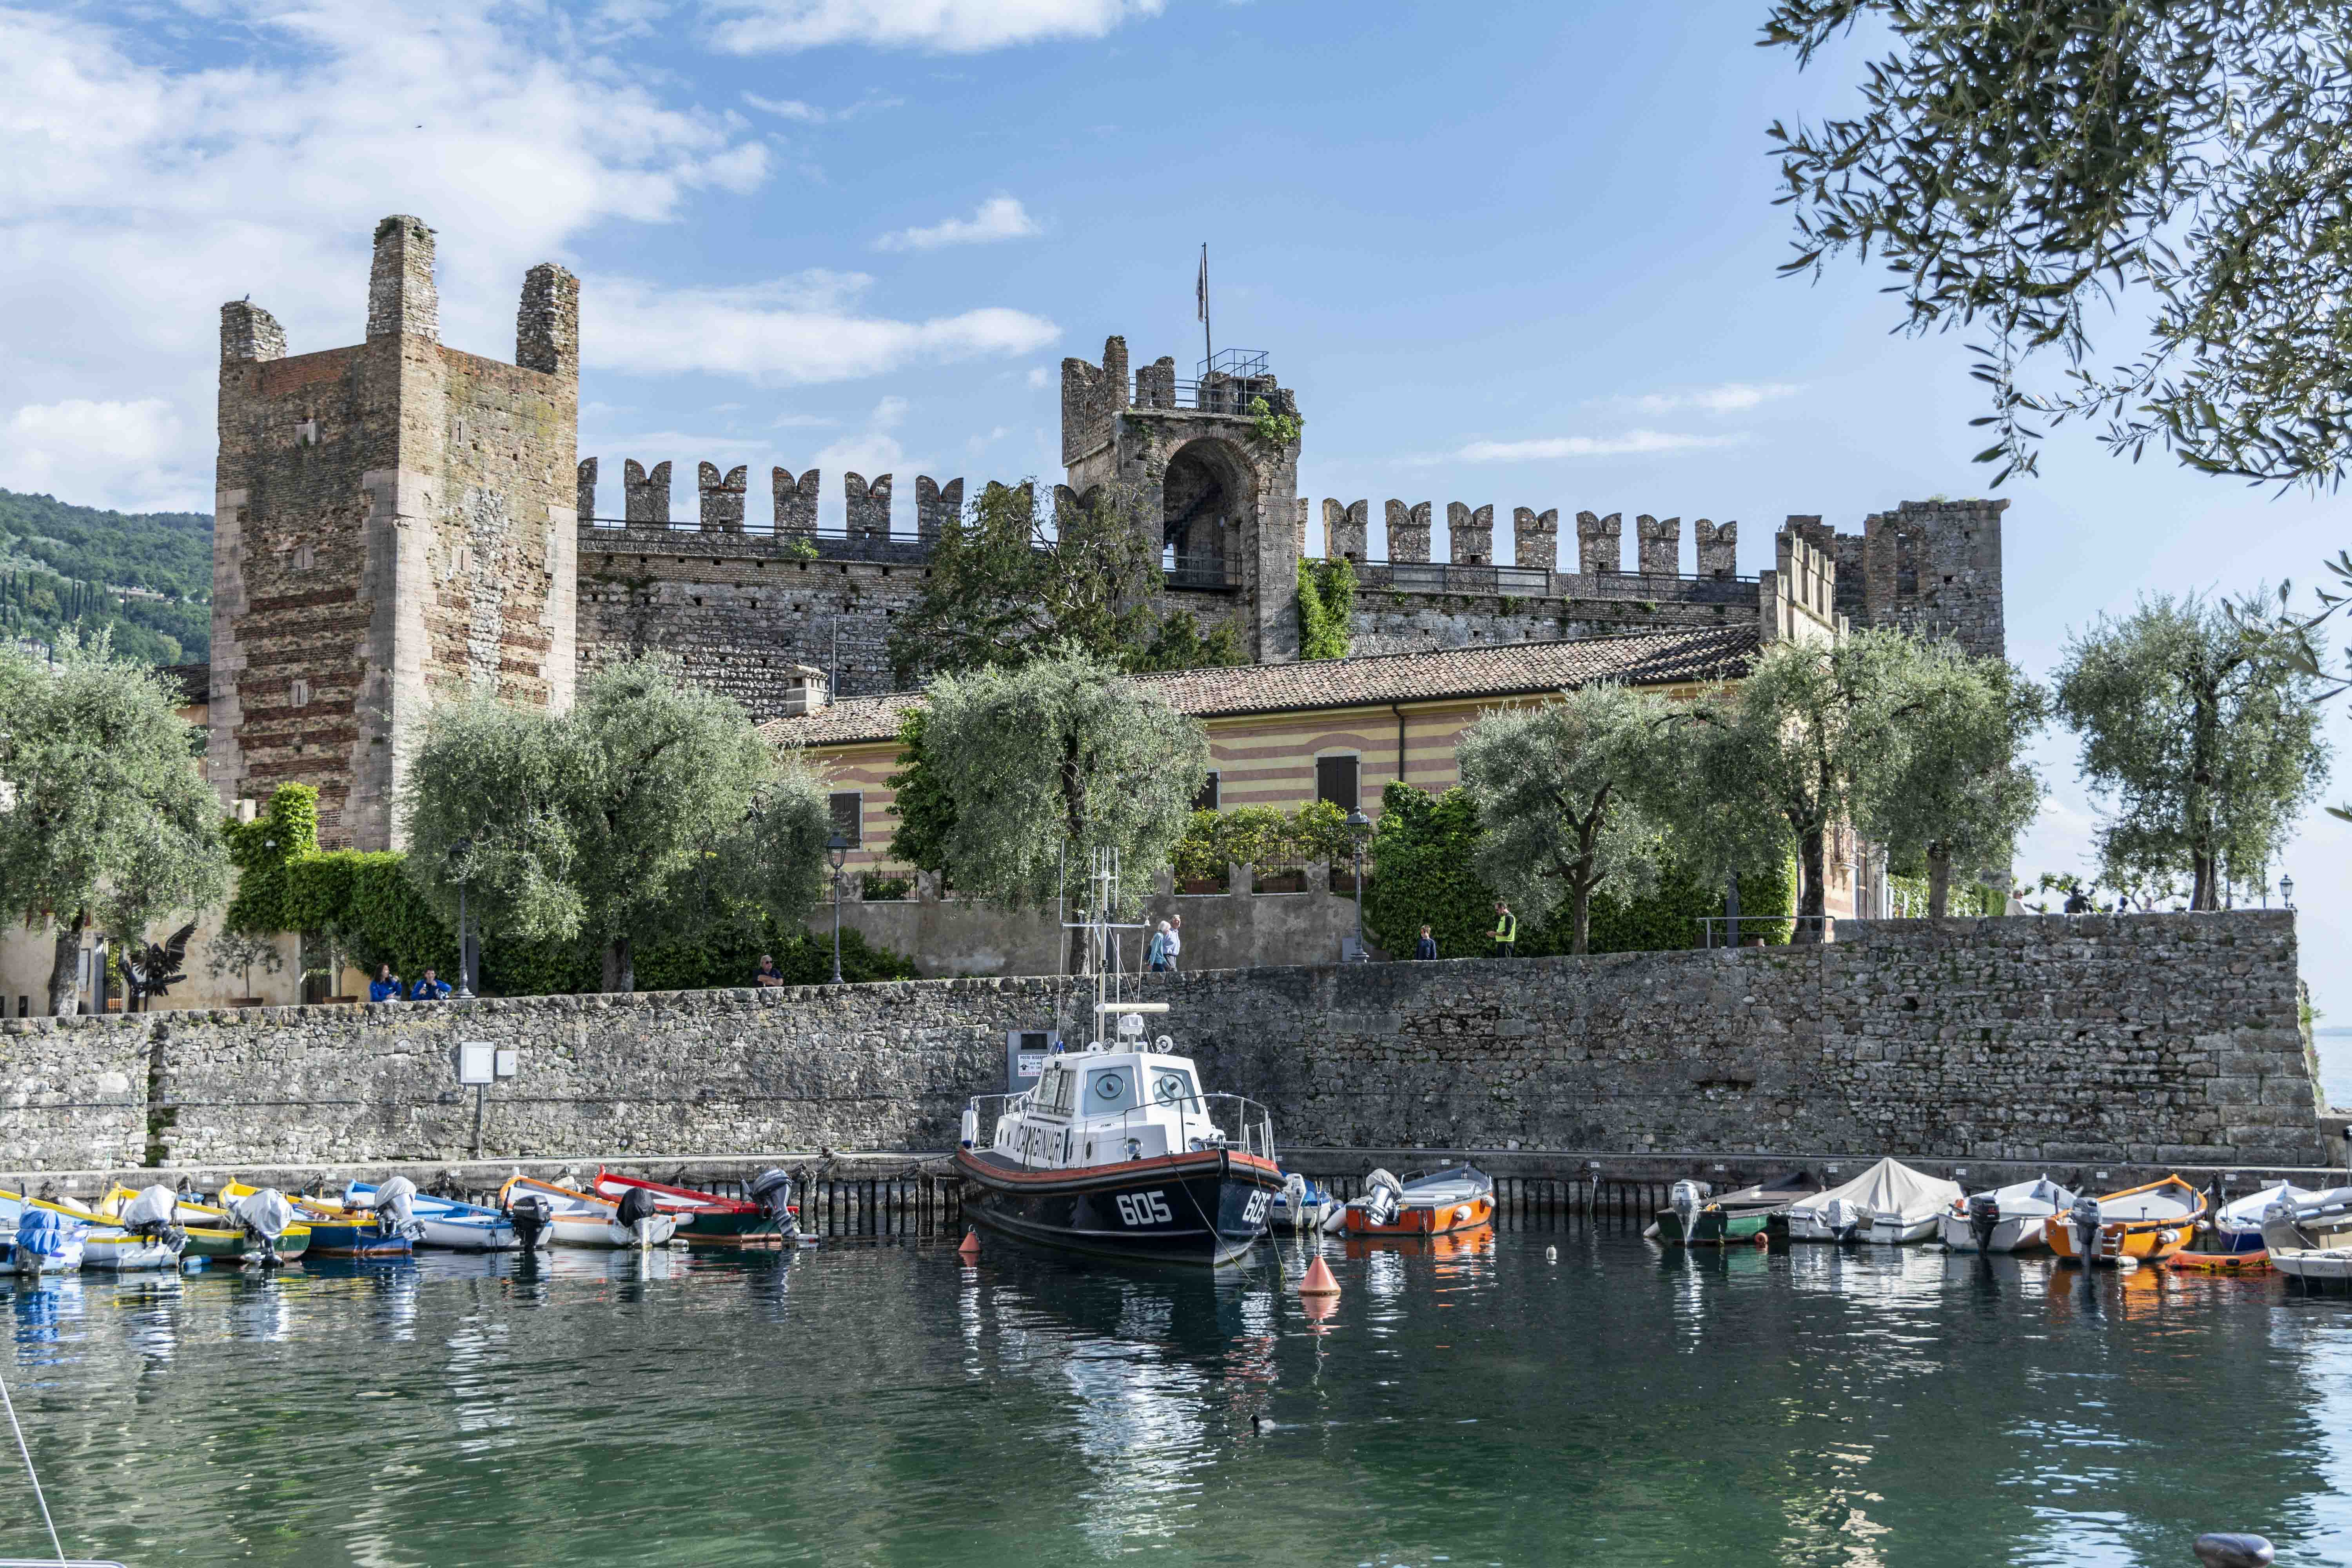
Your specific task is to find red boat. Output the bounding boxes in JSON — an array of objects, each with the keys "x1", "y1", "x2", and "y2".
[{"x1": 592, "y1": 1169, "x2": 798, "y2": 1245}]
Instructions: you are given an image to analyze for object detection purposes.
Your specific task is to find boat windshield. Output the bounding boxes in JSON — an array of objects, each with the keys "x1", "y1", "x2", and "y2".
[
  {"x1": 1147, "y1": 1066, "x2": 1198, "y2": 1107},
  {"x1": 1083, "y1": 1065, "x2": 1140, "y2": 1113}
]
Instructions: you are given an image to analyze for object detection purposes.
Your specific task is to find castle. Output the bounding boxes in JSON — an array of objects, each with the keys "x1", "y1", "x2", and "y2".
[{"x1": 210, "y1": 217, "x2": 2007, "y2": 850}]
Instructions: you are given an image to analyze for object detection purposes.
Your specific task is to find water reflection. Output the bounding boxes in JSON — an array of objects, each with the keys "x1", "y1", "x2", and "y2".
[{"x1": 0, "y1": 1228, "x2": 2343, "y2": 1565}]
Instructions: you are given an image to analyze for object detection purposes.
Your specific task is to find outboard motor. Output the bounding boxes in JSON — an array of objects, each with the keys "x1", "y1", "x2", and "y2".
[
  {"x1": 1281, "y1": 1174, "x2": 1308, "y2": 1233},
  {"x1": 748, "y1": 1169, "x2": 799, "y2": 1241},
  {"x1": 374, "y1": 1176, "x2": 425, "y2": 1242},
  {"x1": 229, "y1": 1187, "x2": 295, "y2": 1267},
  {"x1": 121, "y1": 1184, "x2": 188, "y2": 1255},
  {"x1": 614, "y1": 1185, "x2": 661, "y2": 1249},
  {"x1": 1967, "y1": 1192, "x2": 2002, "y2": 1254},
  {"x1": 1669, "y1": 1180, "x2": 1705, "y2": 1244},
  {"x1": 2068, "y1": 1195, "x2": 2105, "y2": 1262},
  {"x1": 1821, "y1": 1197, "x2": 1863, "y2": 1244},
  {"x1": 507, "y1": 1192, "x2": 554, "y2": 1250},
  {"x1": 1362, "y1": 1169, "x2": 1404, "y2": 1229}
]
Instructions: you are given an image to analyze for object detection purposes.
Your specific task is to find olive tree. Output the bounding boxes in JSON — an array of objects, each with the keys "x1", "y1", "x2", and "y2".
[
  {"x1": 1455, "y1": 683, "x2": 1675, "y2": 955},
  {"x1": 2054, "y1": 591, "x2": 2328, "y2": 909},
  {"x1": 399, "y1": 653, "x2": 831, "y2": 992},
  {"x1": 0, "y1": 633, "x2": 228, "y2": 1013},
  {"x1": 1855, "y1": 643, "x2": 2049, "y2": 916},
  {"x1": 919, "y1": 647, "x2": 1208, "y2": 968},
  {"x1": 1766, "y1": 0, "x2": 2352, "y2": 488}
]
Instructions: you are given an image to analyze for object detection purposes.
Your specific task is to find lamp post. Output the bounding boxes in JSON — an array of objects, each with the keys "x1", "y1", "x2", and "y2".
[
  {"x1": 827, "y1": 833, "x2": 849, "y2": 984},
  {"x1": 1345, "y1": 809, "x2": 1372, "y2": 962},
  {"x1": 2281, "y1": 874, "x2": 2296, "y2": 911},
  {"x1": 450, "y1": 835, "x2": 475, "y2": 999}
]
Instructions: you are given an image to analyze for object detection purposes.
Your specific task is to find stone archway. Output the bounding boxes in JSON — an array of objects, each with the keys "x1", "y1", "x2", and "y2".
[{"x1": 1160, "y1": 438, "x2": 1256, "y2": 582}]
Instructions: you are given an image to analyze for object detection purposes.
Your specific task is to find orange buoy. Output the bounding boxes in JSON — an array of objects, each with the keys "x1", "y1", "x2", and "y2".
[
  {"x1": 1298, "y1": 1254, "x2": 1341, "y2": 1296},
  {"x1": 957, "y1": 1228, "x2": 981, "y2": 1259}
]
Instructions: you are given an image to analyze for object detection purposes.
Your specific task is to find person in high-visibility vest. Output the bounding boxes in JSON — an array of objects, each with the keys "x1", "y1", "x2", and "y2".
[{"x1": 1491, "y1": 901, "x2": 1517, "y2": 957}]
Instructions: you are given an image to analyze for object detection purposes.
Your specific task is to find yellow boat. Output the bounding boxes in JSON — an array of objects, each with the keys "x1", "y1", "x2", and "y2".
[
  {"x1": 2044, "y1": 1176, "x2": 2205, "y2": 1265},
  {"x1": 220, "y1": 1181, "x2": 411, "y2": 1259}
]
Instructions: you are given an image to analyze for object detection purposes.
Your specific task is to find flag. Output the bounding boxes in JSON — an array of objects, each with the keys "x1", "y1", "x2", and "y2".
[{"x1": 1196, "y1": 245, "x2": 1208, "y2": 324}]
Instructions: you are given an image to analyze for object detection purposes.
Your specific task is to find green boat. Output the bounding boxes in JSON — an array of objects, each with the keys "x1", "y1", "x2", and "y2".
[
  {"x1": 100, "y1": 1185, "x2": 312, "y2": 1262},
  {"x1": 1653, "y1": 1172, "x2": 1821, "y2": 1246}
]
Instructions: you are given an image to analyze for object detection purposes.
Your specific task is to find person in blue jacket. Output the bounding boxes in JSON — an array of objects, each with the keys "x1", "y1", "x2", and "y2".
[
  {"x1": 410, "y1": 968, "x2": 452, "y2": 1001},
  {"x1": 369, "y1": 963, "x2": 405, "y2": 1003}
]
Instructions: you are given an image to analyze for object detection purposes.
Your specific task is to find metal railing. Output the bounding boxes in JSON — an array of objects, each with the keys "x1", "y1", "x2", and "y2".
[
  {"x1": 1165, "y1": 552, "x2": 1241, "y2": 591},
  {"x1": 1134, "y1": 377, "x2": 1283, "y2": 416},
  {"x1": 967, "y1": 1091, "x2": 1277, "y2": 1164}
]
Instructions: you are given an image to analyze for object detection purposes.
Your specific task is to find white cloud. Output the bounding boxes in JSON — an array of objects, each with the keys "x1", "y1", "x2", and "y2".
[
  {"x1": 1610, "y1": 382, "x2": 1803, "y2": 416},
  {"x1": 585, "y1": 272, "x2": 1056, "y2": 383},
  {"x1": 0, "y1": 1, "x2": 774, "y2": 509},
  {"x1": 1025, "y1": 365, "x2": 1052, "y2": 389},
  {"x1": 0, "y1": 399, "x2": 188, "y2": 510},
  {"x1": 706, "y1": 0, "x2": 1166, "y2": 54},
  {"x1": 742, "y1": 91, "x2": 903, "y2": 123},
  {"x1": 1411, "y1": 430, "x2": 1742, "y2": 465},
  {"x1": 873, "y1": 197, "x2": 1042, "y2": 252}
]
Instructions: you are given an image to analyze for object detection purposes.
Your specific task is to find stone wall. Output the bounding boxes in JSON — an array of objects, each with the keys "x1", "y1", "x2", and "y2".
[{"x1": 0, "y1": 914, "x2": 2317, "y2": 1174}]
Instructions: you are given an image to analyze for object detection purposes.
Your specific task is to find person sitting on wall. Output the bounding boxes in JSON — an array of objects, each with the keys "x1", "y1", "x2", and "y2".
[
  {"x1": 410, "y1": 968, "x2": 452, "y2": 1002},
  {"x1": 1415, "y1": 925, "x2": 1438, "y2": 960},
  {"x1": 1491, "y1": 901, "x2": 1518, "y2": 958},
  {"x1": 368, "y1": 963, "x2": 405, "y2": 1003},
  {"x1": 754, "y1": 955, "x2": 784, "y2": 987}
]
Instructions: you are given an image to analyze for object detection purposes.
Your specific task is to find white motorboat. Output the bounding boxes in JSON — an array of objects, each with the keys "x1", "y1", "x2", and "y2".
[
  {"x1": 80, "y1": 1185, "x2": 189, "y2": 1271},
  {"x1": 497, "y1": 1176, "x2": 678, "y2": 1249},
  {"x1": 2260, "y1": 1186, "x2": 2352, "y2": 1286},
  {"x1": 348, "y1": 1180, "x2": 538, "y2": 1251},
  {"x1": 1781, "y1": 1158, "x2": 1963, "y2": 1244},
  {"x1": 1937, "y1": 1176, "x2": 2077, "y2": 1253},
  {"x1": 2209, "y1": 1182, "x2": 2319, "y2": 1257}
]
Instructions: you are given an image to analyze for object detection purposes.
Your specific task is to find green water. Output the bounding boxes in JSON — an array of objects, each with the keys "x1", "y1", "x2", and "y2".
[{"x1": 1, "y1": 1225, "x2": 2348, "y2": 1566}]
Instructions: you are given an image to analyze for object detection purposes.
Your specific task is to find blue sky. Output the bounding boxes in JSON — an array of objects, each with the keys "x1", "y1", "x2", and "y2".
[{"x1": 7, "y1": 0, "x2": 2351, "y2": 1012}]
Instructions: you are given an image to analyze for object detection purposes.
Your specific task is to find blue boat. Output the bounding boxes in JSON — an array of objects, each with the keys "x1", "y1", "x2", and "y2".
[{"x1": 347, "y1": 1181, "x2": 537, "y2": 1252}]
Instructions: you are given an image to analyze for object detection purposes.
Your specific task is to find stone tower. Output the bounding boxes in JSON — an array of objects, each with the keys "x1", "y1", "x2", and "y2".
[
  {"x1": 211, "y1": 216, "x2": 580, "y2": 849},
  {"x1": 1788, "y1": 498, "x2": 2007, "y2": 661},
  {"x1": 1060, "y1": 337, "x2": 1303, "y2": 662}
]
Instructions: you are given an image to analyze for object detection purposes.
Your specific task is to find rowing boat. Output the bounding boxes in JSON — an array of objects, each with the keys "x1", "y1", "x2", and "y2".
[
  {"x1": 2044, "y1": 1176, "x2": 2205, "y2": 1265},
  {"x1": 94, "y1": 1185, "x2": 312, "y2": 1263},
  {"x1": 221, "y1": 1181, "x2": 412, "y2": 1259},
  {"x1": 1656, "y1": 1172, "x2": 1821, "y2": 1246},
  {"x1": 497, "y1": 1176, "x2": 679, "y2": 1249},
  {"x1": 347, "y1": 1181, "x2": 534, "y2": 1252},
  {"x1": 1780, "y1": 1159, "x2": 1963, "y2": 1244},
  {"x1": 1936, "y1": 1176, "x2": 2077, "y2": 1254},
  {"x1": 590, "y1": 1171, "x2": 785, "y2": 1245}
]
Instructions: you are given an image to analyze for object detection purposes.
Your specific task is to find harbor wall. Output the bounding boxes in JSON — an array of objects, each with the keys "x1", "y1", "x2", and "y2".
[{"x1": 0, "y1": 912, "x2": 2321, "y2": 1175}]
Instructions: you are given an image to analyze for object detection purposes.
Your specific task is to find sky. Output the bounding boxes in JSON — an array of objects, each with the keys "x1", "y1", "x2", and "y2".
[{"x1": 5, "y1": 0, "x2": 2351, "y2": 1010}]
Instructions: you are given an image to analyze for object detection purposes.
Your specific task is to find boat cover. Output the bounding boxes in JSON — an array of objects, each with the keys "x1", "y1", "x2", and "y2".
[
  {"x1": 121, "y1": 1185, "x2": 181, "y2": 1229},
  {"x1": 1786, "y1": 1159, "x2": 1963, "y2": 1228},
  {"x1": 231, "y1": 1187, "x2": 295, "y2": 1239},
  {"x1": 1959, "y1": 1176, "x2": 2076, "y2": 1218},
  {"x1": 16, "y1": 1207, "x2": 74, "y2": 1253},
  {"x1": 1705, "y1": 1172, "x2": 1822, "y2": 1213}
]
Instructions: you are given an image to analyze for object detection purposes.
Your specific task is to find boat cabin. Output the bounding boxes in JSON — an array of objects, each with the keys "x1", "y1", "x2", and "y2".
[{"x1": 991, "y1": 1044, "x2": 1231, "y2": 1170}]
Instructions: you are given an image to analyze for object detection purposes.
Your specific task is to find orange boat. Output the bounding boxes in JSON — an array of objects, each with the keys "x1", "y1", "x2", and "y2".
[
  {"x1": 1341, "y1": 1165, "x2": 1495, "y2": 1238},
  {"x1": 2044, "y1": 1176, "x2": 2206, "y2": 1265}
]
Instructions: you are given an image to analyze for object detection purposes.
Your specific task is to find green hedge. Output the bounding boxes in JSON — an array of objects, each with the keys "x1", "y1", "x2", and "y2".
[
  {"x1": 222, "y1": 783, "x2": 915, "y2": 993},
  {"x1": 1359, "y1": 782, "x2": 1794, "y2": 958}
]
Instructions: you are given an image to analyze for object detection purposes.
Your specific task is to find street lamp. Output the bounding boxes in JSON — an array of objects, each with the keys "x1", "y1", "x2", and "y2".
[
  {"x1": 450, "y1": 835, "x2": 475, "y2": 999},
  {"x1": 1345, "y1": 809, "x2": 1372, "y2": 962},
  {"x1": 2281, "y1": 874, "x2": 2296, "y2": 910},
  {"x1": 827, "y1": 833, "x2": 850, "y2": 984}
]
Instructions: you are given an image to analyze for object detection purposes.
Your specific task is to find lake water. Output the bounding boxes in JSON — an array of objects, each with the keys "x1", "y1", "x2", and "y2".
[{"x1": 3, "y1": 1226, "x2": 2352, "y2": 1567}]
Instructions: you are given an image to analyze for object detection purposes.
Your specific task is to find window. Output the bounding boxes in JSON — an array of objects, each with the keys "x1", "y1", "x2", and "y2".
[
  {"x1": 828, "y1": 791, "x2": 863, "y2": 846},
  {"x1": 1316, "y1": 754, "x2": 1360, "y2": 811},
  {"x1": 1192, "y1": 771, "x2": 1220, "y2": 812},
  {"x1": 289, "y1": 679, "x2": 310, "y2": 708}
]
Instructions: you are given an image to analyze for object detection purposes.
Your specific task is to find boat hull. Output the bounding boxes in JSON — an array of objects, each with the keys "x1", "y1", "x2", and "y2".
[
  {"x1": 2045, "y1": 1216, "x2": 2194, "y2": 1265},
  {"x1": 1935, "y1": 1211, "x2": 2051, "y2": 1254},
  {"x1": 298, "y1": 1220, "x2": 413, "y2": 1259},
  {"x1": 2169, "y1": 1248, "x2": 2272, "y2": 1274},
  {"x1": 2272, "y1": 1247, "x2": 2352, "y2": 1287},
  {"x1": 1343, "y1": 1192, "x2": 1494, "y2": 1238},
  {"x1": 417, "y1": 1214, "x2": 524, "y2": 1252},
  {"x1": 1656, "y1": 1209, "x2": 1775, "y2": 1246},
  {"x1": 955, "y1": 1147, "x2": 1281, "y2": 1266}
]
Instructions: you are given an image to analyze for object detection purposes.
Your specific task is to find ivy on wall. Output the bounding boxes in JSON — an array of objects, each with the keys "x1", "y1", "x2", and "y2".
[
  {"x1": 1296, "y1": 557, "x2": 1356, "y2": 661},
  {"x1": 1360, "y1": 782, "x2": 1795, "y2": 958}
]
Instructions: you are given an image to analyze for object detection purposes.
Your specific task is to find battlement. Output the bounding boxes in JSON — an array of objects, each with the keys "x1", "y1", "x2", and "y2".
[{"x1": 577, "y1": 458, "x2": 984, "y2": 543}]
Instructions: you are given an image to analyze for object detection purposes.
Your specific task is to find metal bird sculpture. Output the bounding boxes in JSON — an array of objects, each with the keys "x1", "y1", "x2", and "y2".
[{"x1": 114, "y1": 923, "x2": 197, "y2": 1013}]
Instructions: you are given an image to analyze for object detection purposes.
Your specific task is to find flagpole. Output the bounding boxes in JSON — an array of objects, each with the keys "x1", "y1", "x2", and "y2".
[{"x1": 1200, "y1": 243, "x2": 1212, "y2": 372}]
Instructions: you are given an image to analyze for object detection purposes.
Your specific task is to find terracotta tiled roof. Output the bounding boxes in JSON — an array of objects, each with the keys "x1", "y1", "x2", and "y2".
[{"x1": 763, "y1": 624, "x2": 1759, "y2": 748}]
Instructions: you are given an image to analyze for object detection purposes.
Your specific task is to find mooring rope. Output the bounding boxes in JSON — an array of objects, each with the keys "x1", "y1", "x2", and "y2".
[{"x1": 0, "y1": 1357, "x2": 65, "y2": 1564}]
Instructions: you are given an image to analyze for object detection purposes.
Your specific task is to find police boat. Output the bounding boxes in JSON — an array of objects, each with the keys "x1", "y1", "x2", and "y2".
[{"x1": 955, "y1": 1006, "x2": 1284, "y2": 1266}]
